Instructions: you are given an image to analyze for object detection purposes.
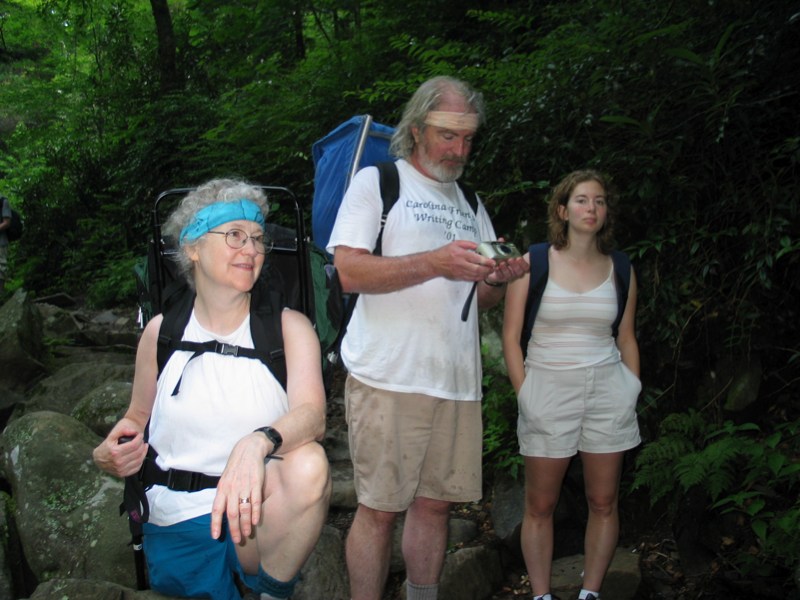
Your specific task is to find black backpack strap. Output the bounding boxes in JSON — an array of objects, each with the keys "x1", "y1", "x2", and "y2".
[
  {"x1": 157, "y1": 281, "x2": 287, "y2": 395},
  {"x1": 519, "y1": 245, "x2": 632, "y2": 354},
  {"x1": 520, "y1": 243, "x2": 551, "y2": 357},
  {"x1": 139, "y1": 445, "x2": 220, "y2": 492},
  {"x1": 346, "y1": 162, "x2": 482, "y2": 330},
  {"x1": 610, "y1": 250, "x2": 632, "y2": 339},
  {"x1": 249, "y1": 279, "x2": 287, "y2": 390},
  {"x1": 375, "y1": 161, "x2": 400, "y2": 256},
  {"x1": 339, "y1": 161, "x2": 399, "y2": 335},
  {"x1": 156, "y1": 288, "x2": 196, "y2": 378},
  {"x1": 456, "y1": 180, "x2": 479, "y2": 215}
]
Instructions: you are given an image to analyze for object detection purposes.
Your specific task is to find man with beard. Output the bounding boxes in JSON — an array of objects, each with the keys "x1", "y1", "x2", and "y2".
[{"x1": 327, "y1": 76, "x2": 528, "y2": 600}]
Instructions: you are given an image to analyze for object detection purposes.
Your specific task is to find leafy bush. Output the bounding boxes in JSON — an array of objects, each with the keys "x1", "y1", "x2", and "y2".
[
  {"x1": 481, "y1": 346, "x2": 523, "y2": 480},
  {"x1": 634, "y1": 413, "x2": 800, "y2": 580},
  {"x1": 85, "y1": 253, "x2": 140, "y2": 309}
]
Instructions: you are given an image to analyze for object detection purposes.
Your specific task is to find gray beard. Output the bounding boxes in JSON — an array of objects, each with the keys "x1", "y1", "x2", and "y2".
[{"x1": 419, "y1": 156, "x2": 464, "y2": 183}]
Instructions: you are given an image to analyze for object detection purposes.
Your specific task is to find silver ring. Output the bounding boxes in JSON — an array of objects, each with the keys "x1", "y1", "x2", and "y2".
[{"x1": 239, "y1": 497, "x2": 251, "y2": 505}]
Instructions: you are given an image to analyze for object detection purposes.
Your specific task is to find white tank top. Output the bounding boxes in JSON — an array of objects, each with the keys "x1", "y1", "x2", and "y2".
[
  {"x1": 146, "y1": 310, "x2": 288, "y2": 526},
  {"x1": 525, "y1": 266, "x2": 621, "y2": 370}
]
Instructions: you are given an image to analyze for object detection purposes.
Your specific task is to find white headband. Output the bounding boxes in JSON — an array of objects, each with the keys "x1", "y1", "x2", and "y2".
[{"x1": 424, "y1": 111, "x2": 479, "y2": 131}]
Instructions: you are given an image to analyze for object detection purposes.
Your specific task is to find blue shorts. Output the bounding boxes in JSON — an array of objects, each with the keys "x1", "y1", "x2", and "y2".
[{"x1": 143, "y1": 514, "x2": 257, "y2": 600}]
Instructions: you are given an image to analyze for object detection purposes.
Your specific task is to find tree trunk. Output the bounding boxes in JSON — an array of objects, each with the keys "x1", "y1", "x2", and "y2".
[{"x1": 149, "y1": 0, "x2": 179, "y2": 93}]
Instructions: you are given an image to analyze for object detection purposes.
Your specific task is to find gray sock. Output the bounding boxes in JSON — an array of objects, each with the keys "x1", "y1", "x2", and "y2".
[{"x1": 406, "y1": 579, "x2": 438, "y2": 600}]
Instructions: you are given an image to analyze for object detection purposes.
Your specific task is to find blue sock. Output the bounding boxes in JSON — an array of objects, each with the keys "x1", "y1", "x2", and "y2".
[{"x1": 255, "y1": 565, "x2": 299, "y2": 599}]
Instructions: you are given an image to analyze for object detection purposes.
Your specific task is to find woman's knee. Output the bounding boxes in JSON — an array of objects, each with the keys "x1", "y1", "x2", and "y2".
[
  {"x1": 585, "y1": 492, "x2": 618, "y2": 517},
  {"x1": 274, "y1": 442, "x2": 330, "y2": 502}
]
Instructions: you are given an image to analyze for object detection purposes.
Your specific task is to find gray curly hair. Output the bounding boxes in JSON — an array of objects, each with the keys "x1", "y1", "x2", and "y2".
[
  {"x1": 389, "y1": 76, "x2": 486, "y2": 159},
  {"x1": 162, "y1": 178, "x2": 269, "y2": 287}
]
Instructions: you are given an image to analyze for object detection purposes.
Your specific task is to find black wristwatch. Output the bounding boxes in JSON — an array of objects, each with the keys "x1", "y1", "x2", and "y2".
[{"x1": 254, "y1": 426, "x2": 283, "y2": 455}]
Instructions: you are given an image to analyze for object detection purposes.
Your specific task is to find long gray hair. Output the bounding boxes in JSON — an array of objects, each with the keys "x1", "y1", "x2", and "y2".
[{"x1": 389, "y1": 76, "x2": 486, "y2": 159}]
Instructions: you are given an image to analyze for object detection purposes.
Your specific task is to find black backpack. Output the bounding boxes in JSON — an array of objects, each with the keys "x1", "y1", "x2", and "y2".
[{"x1": 520, "y1": 242, "x2": 633, "y2": 357}]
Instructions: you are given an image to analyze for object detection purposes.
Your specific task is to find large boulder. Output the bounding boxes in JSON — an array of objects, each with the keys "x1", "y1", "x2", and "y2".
[
  {"x1": 0, "y1": 290, "x2": 46, "y2": 392},
  {"x1": 71, "y1": 380, "x2": 133, "y2": 438},
  {"x1": 0, "y1": 410, "x2": 135, "y2": 589},
  {"x1": 16, "y1": 361, "x2": 135, "y2": 418},
  {"x1": 25, "y1": 578, "x2": 173, "y2": 599}
]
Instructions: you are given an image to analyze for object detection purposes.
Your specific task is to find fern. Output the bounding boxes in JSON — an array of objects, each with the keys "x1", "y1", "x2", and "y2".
[
  {"x1": 674, "y1": 436, "x2": 754, "y2": 500},
  {"x1": 632, "y1": 409, "x2": 708, "y2": 505}
]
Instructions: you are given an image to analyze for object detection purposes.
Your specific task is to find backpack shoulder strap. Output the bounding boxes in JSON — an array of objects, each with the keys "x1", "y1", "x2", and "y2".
[
  {"x1": 455, "y1": 180, "x2": 479, "y2": 215},
  {"x1": 610, "y1": 250, "x2": 632, "y2": 339},
  {"x1": 156, "y1": 288, "x2": 195, "y2": 378},
  {"x1": 156, "y1": 282, "x2": 287, "y2": 394},
  {"x1": 249, "y1": 280, "x2": 287, "y2": 390},
  {"x1": 375, "y1": 161, "x2": 400, "y2": 256},
  {"x1": 520, "y1": 243, "x2": 551, "y2": 357},
  {"x1": 336, "y1": 160, "x2": 397, "y2": 351}
]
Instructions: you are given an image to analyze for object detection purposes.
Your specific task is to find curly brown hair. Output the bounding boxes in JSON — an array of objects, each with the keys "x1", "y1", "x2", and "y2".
[{"x1": 546, "y1": 169, "x2": 616, "y2": 253}]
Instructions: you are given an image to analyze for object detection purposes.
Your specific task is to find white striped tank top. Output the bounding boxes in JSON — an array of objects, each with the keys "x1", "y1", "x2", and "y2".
[{"x1": 525, "y1": 266, "x2": 622, "y2": 370}]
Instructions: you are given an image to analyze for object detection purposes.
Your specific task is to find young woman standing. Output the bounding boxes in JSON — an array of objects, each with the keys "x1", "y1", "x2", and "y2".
[{"x1": 502, "y1": 170, "x2": 641, "y2": 600}]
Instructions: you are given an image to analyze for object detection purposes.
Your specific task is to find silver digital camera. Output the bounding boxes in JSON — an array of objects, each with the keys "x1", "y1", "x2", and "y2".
[{"x1": 476, "y1": 241, "x2": 521, "y2": 261}]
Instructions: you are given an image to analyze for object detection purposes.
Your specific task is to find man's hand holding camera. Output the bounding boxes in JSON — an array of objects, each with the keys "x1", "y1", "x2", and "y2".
[
  {"x1": 431, "y1": 239, "x2": 528, "y2": 285},
  {"x1": 476, "y1": 239, "x2": 529, "y2": 287}
]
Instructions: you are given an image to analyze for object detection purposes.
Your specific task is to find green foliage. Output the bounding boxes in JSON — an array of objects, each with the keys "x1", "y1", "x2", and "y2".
[
  {"x1": 632, "y1": 409, "x2": 707, "y2": 505},
  {"x1": 634, "y1": 413, "x2": 800, "y2": 577},
  {"x1": 711, "y1": 420, "x2": 800, "y2": 574},
  {"x1": 85, "y1": 253, "x2": 140, "y2": 309},
  {"x1": 1, "y1": 0, "x2": 799, "y2": 584},
  {"x1": 480, "y1": 345, "x2": 523, "y2": 480}
]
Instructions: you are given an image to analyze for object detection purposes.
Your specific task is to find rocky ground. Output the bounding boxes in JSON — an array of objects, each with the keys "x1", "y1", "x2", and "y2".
[
  {"x1": 322, "y1": 370, "x2": 780, "y2": 600},
  {"x1": 11, "y1": 295, "x2": 788, "y2": 600}
]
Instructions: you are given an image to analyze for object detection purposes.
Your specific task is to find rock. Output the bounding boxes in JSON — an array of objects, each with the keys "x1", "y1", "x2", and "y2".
[
  {"x1": 294, "y1": 525, "x2": 349, "y2": 600},
  {"x1": 0, "y1": 493, "x2": 15, "y2": 600},
  {"x1": 0, "y1": 290, "x2": 46, "y2": 392},
  {"x1": 437, "y1": 545, "x2": 504, "y2": 600},
  {"x1": 36, "y1": 303, "x2": 83, "y2": 340},
  {"x1": 0, "y1": 411, "x2": 135, "y2": 589},
  {"x1": 33, "y1": 293, "x2": 77, "y2": 309},
  {"x1": 71, "y1": 380, "x2": 133, "y2": 438},
  {"x1": 15, "y1": 361, "x2": 135, "y2": 419},
  {"x1": 24, "y1": 577, "x2": 174, "y2": 599},
  {"x1": 490, "y1": 470, "x2": 525, "y2": 546},
  {"x1": 551, "y1": 546, "x2": 641, "y2": 600},
  {"x1": 329, "y1": 460, "x2": 357, "y2": 510}
]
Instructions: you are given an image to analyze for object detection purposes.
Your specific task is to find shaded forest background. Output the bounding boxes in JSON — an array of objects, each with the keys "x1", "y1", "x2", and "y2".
[{"x1": 1, "y1": 0, "x2": 799, "y2": 593}]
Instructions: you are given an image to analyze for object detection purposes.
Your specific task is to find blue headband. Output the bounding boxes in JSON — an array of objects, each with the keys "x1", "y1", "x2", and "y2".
[{"x1": 180, "y1": 199, "x2": 265, "y2": 244}]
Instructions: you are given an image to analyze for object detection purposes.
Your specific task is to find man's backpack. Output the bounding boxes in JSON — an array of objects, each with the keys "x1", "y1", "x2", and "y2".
[
  {"x1": 520, "y1": 243, "x2": 632, "y2": 356},
  {"x1": 1, "y1": 197, "x2": 22, "y2": 242},
  {"x1": 311, "y1": 115, "x2": 395, "y2": 255},
  {"x1": 310, "y1": 116, "x2": 480, "y2": 363}
]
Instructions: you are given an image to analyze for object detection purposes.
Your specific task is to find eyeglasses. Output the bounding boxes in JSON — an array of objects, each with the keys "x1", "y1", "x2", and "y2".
[{"x1": 206, "y1": 229, "x2": 273, "y2": 255}]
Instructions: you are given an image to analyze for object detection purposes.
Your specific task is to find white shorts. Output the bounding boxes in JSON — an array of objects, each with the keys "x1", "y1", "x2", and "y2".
[{"x1": 517, "y1": 361, "x2": 641, "y2": 458}]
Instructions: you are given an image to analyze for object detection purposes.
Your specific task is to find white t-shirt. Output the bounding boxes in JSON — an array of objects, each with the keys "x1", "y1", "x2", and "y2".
[
  {"x1": 327, "y1": 159, "x2": 497, "y2": 400},
  {"x1": 146, "y1": 310, "x2": 288, "y2": 526}
]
